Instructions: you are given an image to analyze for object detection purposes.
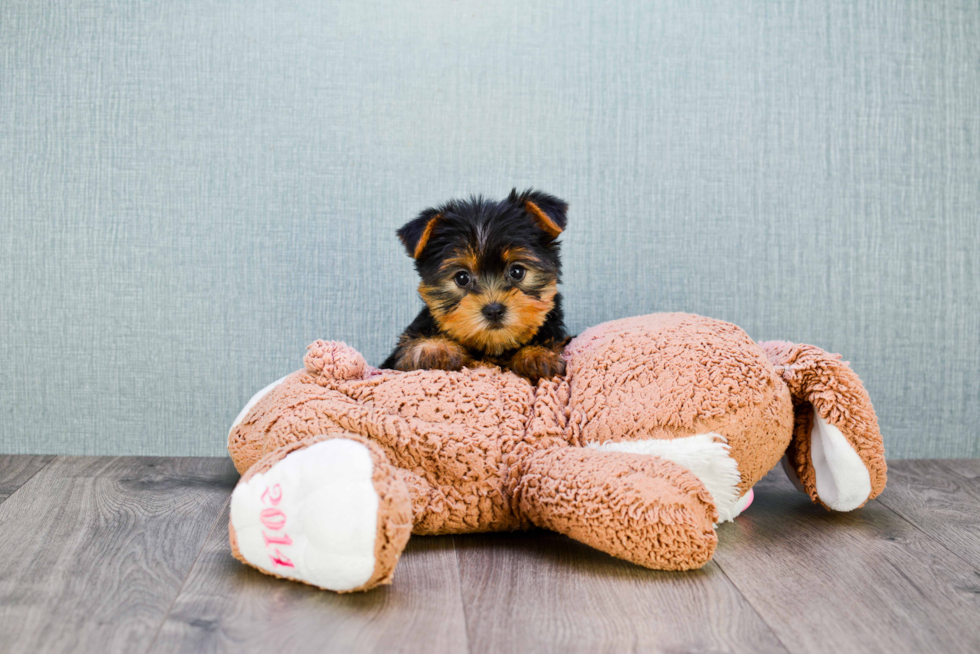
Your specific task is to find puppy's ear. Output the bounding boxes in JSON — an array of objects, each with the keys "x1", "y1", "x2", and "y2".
[
  {"x1": 396, "y1": 208, "x2": 441, "y2": 259},
  {"x1": 509, "y1": 188, "x2": 568, "y2": 239}
]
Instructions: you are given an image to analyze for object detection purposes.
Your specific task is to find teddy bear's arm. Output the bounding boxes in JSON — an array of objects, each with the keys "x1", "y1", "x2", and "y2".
[{"x1": 513, "y1": 447, "x2": 719, "y2": 570}]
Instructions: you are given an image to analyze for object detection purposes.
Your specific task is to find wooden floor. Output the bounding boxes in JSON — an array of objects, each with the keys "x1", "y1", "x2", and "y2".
[{"x1": 0, "y1": 457, "x2": 978, "y2": 654}]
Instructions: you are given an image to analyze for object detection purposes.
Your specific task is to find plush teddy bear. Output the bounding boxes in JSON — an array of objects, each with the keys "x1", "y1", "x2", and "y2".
[{"x1": 227, "y1": 313, "x2": 886, "y2": 593}]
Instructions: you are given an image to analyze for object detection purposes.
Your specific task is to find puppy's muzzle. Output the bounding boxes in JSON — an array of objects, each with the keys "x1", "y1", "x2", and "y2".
[{"x1": 481, "y1": 302, "x2": 506, "y2": 325}]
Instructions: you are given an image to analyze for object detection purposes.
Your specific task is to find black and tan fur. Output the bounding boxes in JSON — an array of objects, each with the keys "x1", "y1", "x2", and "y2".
[{"x1": 382, "y1": 189, "x2": 570, "y2": 383}]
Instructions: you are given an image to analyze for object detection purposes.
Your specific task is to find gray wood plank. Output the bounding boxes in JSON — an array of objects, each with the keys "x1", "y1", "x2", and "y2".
[
  {"x1": 455, "y1": 530, "x2": 788, "y2": 654},
  {"x1": 938, "y1": 458, "x2": 980, "y2": 483},
  {"x1": 0, "y1": 455, "x2": 54, "y2": 503},
  {"x1": 712, "y1": 467, "x2": 980, "y2": 654},
  {"x1": 0, "y1": 456, "x2": 238, "y2": 654},
  {"x1": 875, "y1": 459, "x2": 980, "y2": 571},
  {"x1": 148, "y1": 508, "x2": 470, "y2": 654}
]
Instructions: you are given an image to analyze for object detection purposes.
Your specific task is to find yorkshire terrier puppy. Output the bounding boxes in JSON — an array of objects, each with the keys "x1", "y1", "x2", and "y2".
[{"x1": 382, "y1": 189, "x2": 570, "y2": 383}]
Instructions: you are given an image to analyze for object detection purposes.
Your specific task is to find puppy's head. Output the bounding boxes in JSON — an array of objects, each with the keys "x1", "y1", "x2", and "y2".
[{"x1": 397, "y1": 189, "x2": 567, "y2": 356}]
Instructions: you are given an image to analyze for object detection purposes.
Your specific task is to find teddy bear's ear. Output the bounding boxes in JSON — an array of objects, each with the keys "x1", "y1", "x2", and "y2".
[
  {"x1": 760, "y1": 341, "x2": 886, "y2": 512},
  {"x1": 509, "y1": 188, "x2": 568, "y2": 239},
  {"x1": 396, "y1": 208, "x2": 442, "y2": 259}
]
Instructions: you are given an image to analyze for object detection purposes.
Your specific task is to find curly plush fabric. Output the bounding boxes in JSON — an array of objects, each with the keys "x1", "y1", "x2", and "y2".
[
  {"x1": 761, "y1": 341, "x2": 886, "y2": 510},
  {"x1": 227, "y1": 313, "x2": 886, "y2": 592}
]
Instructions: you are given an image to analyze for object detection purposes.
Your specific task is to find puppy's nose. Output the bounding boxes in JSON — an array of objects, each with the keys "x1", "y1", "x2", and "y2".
[{"x1": 482, "y1": 302, "x2": 506, "y2": 322}]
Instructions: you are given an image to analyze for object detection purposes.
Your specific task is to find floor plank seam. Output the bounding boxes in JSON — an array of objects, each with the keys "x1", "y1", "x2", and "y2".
[
  {"x1": 710, "y1": 558, "x2": 795, "y2": 654},
  {"x1": 451, "y1": 535, "x2": 475, "y2": 654},
  {"x1": 874, "y1": 495, "x2": 980, "y2": 576},
  {"x1": 934, "y1": 461, "x2": 980, "y2": 502},
  {"x1": 142, "y1": 493, "x2": 233, "y2": 654},
  {"x1": 0, "y1": 455, "x2": 56, "y2": 507}
]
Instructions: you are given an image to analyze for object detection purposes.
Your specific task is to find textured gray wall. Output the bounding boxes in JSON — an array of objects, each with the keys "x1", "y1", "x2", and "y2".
[{"x1": 1, "y1": 1, "x2": 978, "y2": 458}]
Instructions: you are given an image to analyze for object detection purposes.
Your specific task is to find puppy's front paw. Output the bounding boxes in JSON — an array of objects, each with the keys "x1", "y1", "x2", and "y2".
[
  {"x1": 398, "y1": 337, "x2": 470, "y2": 372},
  {"x1": 507, "y1": 345, "x2": 566, "y2": 383}
]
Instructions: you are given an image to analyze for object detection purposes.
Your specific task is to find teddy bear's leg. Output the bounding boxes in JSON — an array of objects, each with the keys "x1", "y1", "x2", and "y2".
[
  {"x1": 229, "y1": 433, "x2": 414, "y2": 593},
  {"x1": 514, "y1": 447, "x2": 719, "y2": 570}
]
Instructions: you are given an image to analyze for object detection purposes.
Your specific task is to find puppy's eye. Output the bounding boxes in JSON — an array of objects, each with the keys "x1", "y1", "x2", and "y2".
[
  {"x1": 453, "y1": 271, "x2": 471, "y2": 287},
  {"x1": 508, "y1": 265, "x2": 526, "y2": 282}
]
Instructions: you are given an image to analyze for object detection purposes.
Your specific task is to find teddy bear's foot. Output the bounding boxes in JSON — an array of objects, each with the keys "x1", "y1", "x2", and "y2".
[{"x1": 229, "y1": 436, "x2": 413, "y2": 592}]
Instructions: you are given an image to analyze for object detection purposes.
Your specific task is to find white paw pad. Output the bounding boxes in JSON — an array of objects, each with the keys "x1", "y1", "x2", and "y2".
[{"x1": 230, "y1": 438, "x2": 379, "y2": 591}]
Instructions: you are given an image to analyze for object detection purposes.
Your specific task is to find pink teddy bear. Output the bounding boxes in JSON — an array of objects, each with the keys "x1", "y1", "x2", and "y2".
[{"x1": 227, "y1": 313, "x2": 886, "y2": 593}]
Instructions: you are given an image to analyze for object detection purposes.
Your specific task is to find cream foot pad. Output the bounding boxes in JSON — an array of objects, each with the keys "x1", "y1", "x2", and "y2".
[{"x1": 230, "y1": 438, "x2": 380, "y2": 591}]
